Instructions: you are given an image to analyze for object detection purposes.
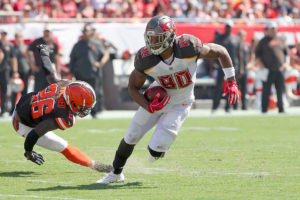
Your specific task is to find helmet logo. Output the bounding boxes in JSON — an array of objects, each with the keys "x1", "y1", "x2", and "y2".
[{"x1": 159, "y1": 21, "x2": 175, "y2": 33}]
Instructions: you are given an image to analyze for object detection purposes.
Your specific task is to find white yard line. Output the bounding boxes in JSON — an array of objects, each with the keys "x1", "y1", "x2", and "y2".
[
  {"x1": 87, "y1": 128, "x2": 126, "y2": 133},
  {"x1": 181, "y1": 126, "x2": 239, "y2": 131},
  {"x1": 27, "y1": 179, "x2": 74, "y2": 184},
  {"x1": 143, "y1": 167, "x2": 274, "y2": 177},
  {"x1": 144, "y1": 167, "x2": 177, "y2": 172},
  {"x1": 0, "y1": 194, "x2": 94, "y2": 200},
  {"x1": 86, "y1": 126, "x2": 239, "y2": 134},
  {"x1": 0, "y1": 160, "x2": 26, "y2": 163},
  {"x1": 211, "y1": 171, "x2": 271, "y2": 176}
]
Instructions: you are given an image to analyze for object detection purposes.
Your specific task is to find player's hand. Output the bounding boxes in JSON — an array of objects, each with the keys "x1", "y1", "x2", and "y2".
[
  {"x1": 148, "y1": 93, "x2": 170, "y2": 113},
  {"x1": 24, "y1": 151, "x2": 45, "y2": 165},
  {"x1": 36, "y1": 44, "x2": 53, "y2": 57},
  {"x1": 222, "y1": 80, "x2": 241, "y2": 104}
]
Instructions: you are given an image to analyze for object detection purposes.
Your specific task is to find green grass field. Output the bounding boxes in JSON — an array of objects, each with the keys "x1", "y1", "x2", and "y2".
[{"x1": 1, "y1": 115, "x2": 300, "y2": 200}]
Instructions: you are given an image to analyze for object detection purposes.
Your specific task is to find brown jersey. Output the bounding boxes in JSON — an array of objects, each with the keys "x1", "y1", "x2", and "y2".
[
  {"x1": 255, "y1": 35, "x2": 287, "y2": 71},
  {"x1": 16, "y1": 80, "x2": 75, "y2": 130}
]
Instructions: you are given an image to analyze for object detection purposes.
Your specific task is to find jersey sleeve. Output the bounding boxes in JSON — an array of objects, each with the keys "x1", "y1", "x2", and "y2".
[
  {"x1": 53, "y1": 93, "x2": 75, "y2": 131},
  {"x1": 134, "y1": 47, "x2": 161, "y2": 75},
  {"x1": 134, "y1": 49, "x2": 145, "y2": 74},
  {"x1": 174, "y1": 34, "x2": 203, "y2": 59},
  {"x1": 189, "y1": 35, "x2": 203, "y2": 56},
  {"x1": 55, "y1": 112, "x2": 75, "y2": 130}
]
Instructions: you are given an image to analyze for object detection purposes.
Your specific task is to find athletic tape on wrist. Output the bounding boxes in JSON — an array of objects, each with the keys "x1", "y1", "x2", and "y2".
[{"x1": 223, "y1": 67, "x2": 235, "y2": 79}]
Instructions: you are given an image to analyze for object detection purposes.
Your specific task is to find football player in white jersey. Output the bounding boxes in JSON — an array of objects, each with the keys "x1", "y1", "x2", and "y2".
[{"x1": 97, "y1": 15, "x2": 241, "y2": 184}]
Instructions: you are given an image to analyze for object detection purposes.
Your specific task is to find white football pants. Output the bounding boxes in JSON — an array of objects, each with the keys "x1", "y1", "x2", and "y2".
[
  {"x1": 12, "y1": 111, "x2": 68, "y2": 152},
  {"x1": 124, "y1": 103, "x2": 192, "y2": 153}
]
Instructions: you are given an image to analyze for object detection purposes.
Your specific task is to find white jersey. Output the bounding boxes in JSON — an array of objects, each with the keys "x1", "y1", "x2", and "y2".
[{"x1": 134, "y1": 34, "x2": 203, "y2": 105}]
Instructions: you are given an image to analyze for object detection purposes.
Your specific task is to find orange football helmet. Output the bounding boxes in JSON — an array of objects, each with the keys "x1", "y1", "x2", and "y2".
[{"x1": 63, "y1": 81, "x2": 96, "y2": 118}]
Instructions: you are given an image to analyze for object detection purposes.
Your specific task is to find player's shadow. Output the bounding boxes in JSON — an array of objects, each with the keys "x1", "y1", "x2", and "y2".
[
  {"x1": 28, "y1": 182, "x2": 154, "y2": 191},
  {"x1": 0, "y1": 171, "x2": 40, "y2": 177}
]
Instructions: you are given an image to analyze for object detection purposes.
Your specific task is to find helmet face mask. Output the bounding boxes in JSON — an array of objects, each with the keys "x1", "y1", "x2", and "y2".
[
  {"x1": 63, "y1": 81, "x2": 96, "y2": 118},
  {"x1": 144, "y1": 15, "x2": 176, "y2": 55},
  {"x1": 78, "y1": 106, "x2": 93, "y2": 118}
]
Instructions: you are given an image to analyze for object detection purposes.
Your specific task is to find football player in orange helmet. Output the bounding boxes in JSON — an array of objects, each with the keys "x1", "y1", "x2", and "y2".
[
  {"x1": 12, "y1": 44, "x2": 112, "y2": 173},
  {"x1": 64, "y1": 81, "x2": 97, "y2": 118}
]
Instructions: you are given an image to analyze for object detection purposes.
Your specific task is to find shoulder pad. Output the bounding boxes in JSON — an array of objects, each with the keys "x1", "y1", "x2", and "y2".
[
  {"x1": 134, "y1": 46, "x2": 160, "y2": 74},
  {"x1": 174, "y1": 34, "x2": 203, "y2": 59}
]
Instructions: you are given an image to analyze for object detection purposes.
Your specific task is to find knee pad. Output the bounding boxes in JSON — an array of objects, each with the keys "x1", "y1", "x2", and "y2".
[{"x1": 148, "y1": 146, "x2": 165, "y2": 158}]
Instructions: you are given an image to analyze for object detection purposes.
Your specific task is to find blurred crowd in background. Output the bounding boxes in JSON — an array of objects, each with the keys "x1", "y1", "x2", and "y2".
[
  {"x1": 0, "y1": 0, "x2": 300, "y2": 23},
  {"x1": 1, "y1": 1, "x2": 300, "y2": 117},
  {"x1": 1, "y1": 20, "x2": 300, "y2": 118}
]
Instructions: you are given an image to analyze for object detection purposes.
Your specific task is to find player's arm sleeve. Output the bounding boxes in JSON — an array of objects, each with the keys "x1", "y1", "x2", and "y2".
[
  {"x1": 24, "y1": 118, "x2": 59, "y2": 154},
  {"x1": 55, "y1": 115, "x2": 75, "y2": 130},
  {"x1": 133, "y1": 51, "x2": 146, "y2": 75}
]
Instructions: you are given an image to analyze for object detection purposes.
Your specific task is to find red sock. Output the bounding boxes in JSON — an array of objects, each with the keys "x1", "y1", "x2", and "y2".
[{"x1": 61, "y1": 144, "x2": 93, "y2": 167}]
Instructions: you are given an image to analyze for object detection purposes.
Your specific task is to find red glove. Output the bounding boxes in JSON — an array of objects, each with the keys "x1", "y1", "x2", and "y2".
[
  {"x1": 148, "y1": 93, "x2": 170, "y2": 113},
  {"x1": 222, "y1": 80, "x2": 241, "y2": 105}
]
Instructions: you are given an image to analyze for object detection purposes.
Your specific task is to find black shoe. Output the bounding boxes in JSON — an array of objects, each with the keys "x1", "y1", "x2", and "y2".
[
  {"x1": 90, "y1": 109, "x2": 97, "y2": 118},
  {"x1": 91, "y1": 113, "x2": 97, "y2": 118},
  {"x1": 242, "y1": 105, "x2": 247, "y2": 110}
]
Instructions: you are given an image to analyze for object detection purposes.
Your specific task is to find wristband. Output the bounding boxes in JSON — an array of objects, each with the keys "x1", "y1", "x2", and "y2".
[
  {"x1": 222, "y1": 67, "x2": 235, "y2": 79},
  {"x1": 24, "y1": 129, "x2": 39, "y2": 152}
]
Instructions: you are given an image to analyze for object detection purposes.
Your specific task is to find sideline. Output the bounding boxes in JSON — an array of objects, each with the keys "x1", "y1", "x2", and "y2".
[{"x1": 1, "y1": 107, "x2": 300, "y2": 122}]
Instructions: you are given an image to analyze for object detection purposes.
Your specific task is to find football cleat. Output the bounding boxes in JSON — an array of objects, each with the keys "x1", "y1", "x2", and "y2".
[
  {"x1": 148, "y1": 154, "x2": 160, "y2": 162},
  {"x1": 148, "y1": 154, "x2": 161, "y2": 162},
  {"x1": 96, "y1": 171, "x2": 125, "y2": 184},
  {"x1": 92, "y1": 161, "x2": 113, "y2": 173},
  {"x1": 63, "y1": 81, "x2": 96, "y2": 118}
]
